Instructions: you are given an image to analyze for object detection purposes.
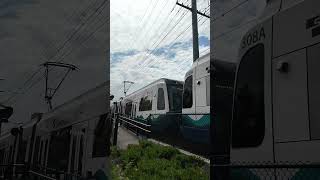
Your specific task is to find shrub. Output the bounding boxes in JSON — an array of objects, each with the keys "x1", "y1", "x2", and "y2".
[{"x1": 110, "y1": 140, "x2": 209, "y2": 180}]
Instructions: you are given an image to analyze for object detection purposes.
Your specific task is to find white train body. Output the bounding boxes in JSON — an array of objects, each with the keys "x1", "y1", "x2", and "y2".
[
  {"x1": 118, "y1": 78, "x2": 183, "y2": 135},
  {"x1": 228, "y1": 0, "x2": 320, "y2": 178},
  {"x1": 0, "y1": 82, "x2": 111, "y2": 179}
]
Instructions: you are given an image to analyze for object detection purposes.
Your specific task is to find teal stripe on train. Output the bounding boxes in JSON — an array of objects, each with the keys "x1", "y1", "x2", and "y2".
[
  {"x1": 181, "y1": 114, "x2": 210, "y2": 128},
  {"x1": 230, "y1": 167, "x2": 320, "y2": 179},
  {"x1": 135, "y1": 114, "x2": 179, "y2": 133},
  {"x1": 180, "y1": 114, "x2": 210, "y2": 144}
]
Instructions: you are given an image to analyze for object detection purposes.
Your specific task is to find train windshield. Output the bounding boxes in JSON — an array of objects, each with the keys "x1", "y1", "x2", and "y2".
[{"x1": 167, "y1": 84, "x2": 183, "y2": 112}]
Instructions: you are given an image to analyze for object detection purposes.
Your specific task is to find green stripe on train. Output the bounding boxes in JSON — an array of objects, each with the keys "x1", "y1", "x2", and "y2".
[
  {"x1": 181, "y1": 114, "x2": 210, "y2": 128},
  {"x1": 230, "y1": 167, "x2": 320, "y2": 179}
]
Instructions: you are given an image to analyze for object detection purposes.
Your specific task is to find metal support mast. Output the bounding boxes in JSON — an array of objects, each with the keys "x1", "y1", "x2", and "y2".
[
  {"x1": 123, "y1": 81, "x2": 134, "y2": 97},
  {"x1": 41, "y1": 62, "x2": 77, "y2": 110}
]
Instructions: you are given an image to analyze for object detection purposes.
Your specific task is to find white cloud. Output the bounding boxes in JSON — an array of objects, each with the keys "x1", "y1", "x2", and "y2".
[
  {"x1": 111, "y1": 0, "x2": 210, "y2": 53},
  {"x1": 110, "y1": 45, "x2": 209, "y2": 100}
]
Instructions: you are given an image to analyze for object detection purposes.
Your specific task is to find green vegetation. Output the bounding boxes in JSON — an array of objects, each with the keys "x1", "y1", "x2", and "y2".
[{"x1": 110, "y1": 140, "x2": 209, "y2": 180}]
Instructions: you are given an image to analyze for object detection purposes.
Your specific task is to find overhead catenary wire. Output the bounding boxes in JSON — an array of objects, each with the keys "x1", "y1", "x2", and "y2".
[
  {"x1": 128, "y1": 0, "x2": 161, "y2": 50},
  {"x1": 139, "y1": 6, "x2": 209, "y2": 75},
  {"x1": 135, "y1": 3, "x2": 210, "y2": 72},
  {"x1": 132, "y1": 7, "x2": 188, "y2": 72},
  {"x1": 4, "y1": 0, "x2": 109, "y2": 105},
  {"x1": 141, "y1": 14, "x2": 208, "y2": 76},
  {"x1": 132, "y1": 0, "x2": 172, "y2": 51},
  {"x1": 3, "y1": 0, "x2": 107, "y2": 103},
  {"x1": 136, "y1": 0, "x2": 251, "y2": 74},
  {"x1": 126, "y1": 0, "x2": 161, "y2": 51},
  {"x1": 131, "y1": 12, "x2": 207, "y2": 77}
]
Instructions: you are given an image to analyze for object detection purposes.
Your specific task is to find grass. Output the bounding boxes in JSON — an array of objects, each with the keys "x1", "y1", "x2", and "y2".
[{"x1": 110, "y1": 140, "x2": 209, "y2": 180}]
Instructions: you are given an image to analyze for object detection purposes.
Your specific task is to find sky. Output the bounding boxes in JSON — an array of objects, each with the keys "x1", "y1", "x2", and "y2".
[
  {"x1": 0, "y1": 0, "x2": 271, "y2": 131},
  {"x1": 0, "y1": 0, "x2": 109, "y2": 131},
  {"x1": 109, "y1": 0, "x2": 271, "y2": 101},
  {"x1": 110, "y1": 0, "x2": 210, "y2": 101}
]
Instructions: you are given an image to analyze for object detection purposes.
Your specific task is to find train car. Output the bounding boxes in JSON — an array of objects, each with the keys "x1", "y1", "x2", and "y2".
[
  {"x1": 181, "y1": 53, "x2": 211, "y2": 145},
  {"x1": 119, "y1": 78, "x2": 183, "y2": 136},
  {"x1": 27, "y1": 82, "x2": 111, "y2": 179},
  {"x1": 224, "y1": 0, "x2": 320, "y2": 178},
  {"x1": 0, "y1": 83, "x2": 111, "y2": 179}
]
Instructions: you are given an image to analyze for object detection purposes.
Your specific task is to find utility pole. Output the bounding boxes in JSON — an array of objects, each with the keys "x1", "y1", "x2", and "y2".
[
  {"x1": 123, "y1": 81, "x2": 134, "y2": 97},
  {"x1": 176, "y1": 0, "x2": 210, "y2": 62},
  {"x1": 191, "y1": 0, "x2": 199, "y2": 61}
]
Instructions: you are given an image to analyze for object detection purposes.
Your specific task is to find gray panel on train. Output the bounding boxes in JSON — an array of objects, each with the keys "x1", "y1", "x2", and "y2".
[
  {"x1": 272, "y1": 49, "x2": 309, "y2": 142},
  {"x1": 307, "y1": 43, "x2": 320, "y2": 140}
]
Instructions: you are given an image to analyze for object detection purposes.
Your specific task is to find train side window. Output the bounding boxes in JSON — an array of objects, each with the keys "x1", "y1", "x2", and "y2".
[
  {"x1": 232, "y1": 44, "x2": 265, "y2": 148},
  {"x1": 92, "y1": 114, "x2": 110, "y2": 157},
  {"x1": 183, "y1": 75, "x2": 193, "y2": 108},
  {"x1": 47, "y1": 127, "x2": 71, "y2": 170},
  {"x1": 157, "y1": 88, "x2": 165, "y2": 110},
  {"x1": 139, "y1": 95, "x2": 152, "y2": 111}
]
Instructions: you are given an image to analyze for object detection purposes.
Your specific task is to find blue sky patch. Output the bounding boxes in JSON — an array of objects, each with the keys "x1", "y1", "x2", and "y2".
[
  {"x1": 111, "y1": 49, "x2": 138, "y2": 63},
  {"x1": 199, "y1": 36, "x2": 209, "y2": 47},
  {"x1": 111, "y1": 35, "x2": 209, "y2": 63}
]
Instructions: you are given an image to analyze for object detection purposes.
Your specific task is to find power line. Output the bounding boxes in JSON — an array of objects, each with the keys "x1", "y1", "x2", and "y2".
[
  {"x1": 133, "y1": 6, "x2": 187, "y2": 71},
  {"x1": 125, "y1": 0, "x2": 159, "y2": 51},
  {"x1": 126, "y1": 6, "x2": 185, "y2": 72},
  {"x1": 130, "y1": 0, "x2": 162, "y2": 50},
  {"x1": 49, "y1": 0, "x2": 108, "y2": 63},
  {"x1": 134, "y1": 10, "x2": 189, "y2": 72},
  {"x1": 212, "y1": 0, "x2": 249, "y2": 22},
  {"x1": 133, "y1": 0, "x2": 171, "y2": 51},
  {"x1": 141, "y1": 14, "x2": 207, "y2": 75},
  {"x1": 3, "y1": 0, "x2": 108, "y2": 104},
  {"x1": 5, "y1": 0, "x2": 109, "y2": 105}
]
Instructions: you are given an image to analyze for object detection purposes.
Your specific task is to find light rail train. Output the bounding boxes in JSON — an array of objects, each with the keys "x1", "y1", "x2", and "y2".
[{"x1": 0, "y1": 82, "x2": 111, "y2": 180}]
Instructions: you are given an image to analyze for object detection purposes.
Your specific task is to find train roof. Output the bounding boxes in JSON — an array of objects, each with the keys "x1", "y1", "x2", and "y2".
[{"x1": 37, "y1": 82, "x2": 109, "y2": 132}]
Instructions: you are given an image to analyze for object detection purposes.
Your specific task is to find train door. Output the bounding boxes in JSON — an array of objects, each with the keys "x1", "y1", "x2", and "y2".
[
  {"x1": 155, "y1": 84, "x2": 167, "y2": 113},
  {"x1": 181, "y1": 69, "x2": 197, "y2": 142},
  {"x1": 194, "y1": 56, "x2": 210, "y2": 144},
  {"x1": 0, "y1": 147, "x2": 5, "y2": 177},
  {"x1": 68, "y1": 124, "x2": 85, "y2": 178},
  {"x1": 231, "y1": 19, "x2": 274, "y2": 168},
  {"x1": 41, "y1": 136, "x2": 50, "y2": 172},
  {"x1": 124, "y1": 101, "x2": 133, "y2": 118},
  {"x1": 150, "y1": 84, "x2": 167, "y2": 133},
  {"x1": 46, "y1": 126, "x2": 71, "y2": 175},
  {"x1": 154, "y1": 84, "x2": 167, "y2": 117}
]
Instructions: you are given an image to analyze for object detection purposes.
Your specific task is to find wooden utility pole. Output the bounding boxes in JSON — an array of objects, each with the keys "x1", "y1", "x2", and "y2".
[
  {"x1": 176, "y1": 0, "x2": 210, "y2": 62},
  {"x1": 191, "y1": 0, "x2": 199, "y2": 61}
]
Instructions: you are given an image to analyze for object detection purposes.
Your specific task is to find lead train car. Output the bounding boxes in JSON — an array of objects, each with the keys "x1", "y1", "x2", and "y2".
[
  {"x1": 228, "y1": 0, "x2": 320, "y2": 179},
  {"x1": 119, "y1": 78, "x2": 183, "y2": 137},
  {"x1": 0, "y1": 82, "x2": 111, "y2": 179}
]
